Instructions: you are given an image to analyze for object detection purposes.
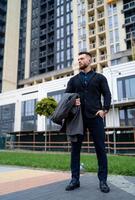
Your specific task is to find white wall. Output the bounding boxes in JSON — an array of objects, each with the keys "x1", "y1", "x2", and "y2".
[
  {"x1": 0, "y1": 77, "x2": 70, "y2": 132},
  {"x1": 0, "y1": 61, "x2": 135, "y2": 132},
  {"x1": 103, "y1": 61, "x2": 135, "y2": 127}
]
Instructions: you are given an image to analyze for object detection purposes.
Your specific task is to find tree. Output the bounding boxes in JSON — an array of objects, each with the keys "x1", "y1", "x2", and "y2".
[
  {"x1": 35, "y1": 97, "x2": 58, "y2": 151},
  {"x1": 35, "y1": 97, "x2": 58, "y2": 118}
]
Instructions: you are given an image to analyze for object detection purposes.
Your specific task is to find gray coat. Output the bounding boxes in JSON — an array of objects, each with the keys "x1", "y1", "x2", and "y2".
[{"x1": 51, "y1": 93, "x2": 83, "y2": 137}]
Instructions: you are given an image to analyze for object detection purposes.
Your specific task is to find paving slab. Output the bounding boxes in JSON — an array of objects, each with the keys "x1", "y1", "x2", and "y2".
[{"x1": 0, "y1": 166, "x2": 135, "y2": 200}]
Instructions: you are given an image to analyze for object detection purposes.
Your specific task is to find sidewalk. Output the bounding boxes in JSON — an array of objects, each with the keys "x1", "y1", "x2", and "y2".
[{"x1": 0, "y1": 166, "x2": 135, "y2": 200}]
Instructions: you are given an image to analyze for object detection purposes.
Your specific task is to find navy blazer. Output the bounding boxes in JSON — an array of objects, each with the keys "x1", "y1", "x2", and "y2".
[{"x1": 65, "y1": 72, "x2": 111, "y2": 118}]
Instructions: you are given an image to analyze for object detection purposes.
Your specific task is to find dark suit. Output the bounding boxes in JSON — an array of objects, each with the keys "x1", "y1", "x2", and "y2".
[{"x1": 65, "y1": 71, "x2": 111, "y2": 183}]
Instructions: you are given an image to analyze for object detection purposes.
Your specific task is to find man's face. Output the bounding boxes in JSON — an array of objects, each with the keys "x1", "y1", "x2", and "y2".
[{"x1": 78, "y1": 54, "x2": 91, "y2": 70}]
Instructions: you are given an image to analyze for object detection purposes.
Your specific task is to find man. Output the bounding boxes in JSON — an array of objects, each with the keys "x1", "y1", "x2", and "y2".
[{"x1": 65, "y1": 52, "x2": 111, "y2": 193}]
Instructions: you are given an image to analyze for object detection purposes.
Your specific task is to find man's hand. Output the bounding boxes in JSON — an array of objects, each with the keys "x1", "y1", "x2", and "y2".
[
  {"x1": 75, "y1": 98, "x2": 81, "y2": 106},
  {"x1": 95, "y1": 110, "x2": 108, "y2": 118}
]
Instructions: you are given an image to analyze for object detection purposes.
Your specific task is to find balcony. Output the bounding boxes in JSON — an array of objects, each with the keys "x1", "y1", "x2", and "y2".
[
  {"x1": 48, "y1": 26, "x2": 54, "y2": 32},
  {"x1": 40, "y1": 39, "x2": 46, "y2": 46},
  {"x1": 89, "y1": 43, "x2": 96, "y2": 50},
  {"x1": 91, "y1": 56, "x2": 97, "y2": 64},
  {"x1": 39, "y1": 51, "x2": 46, "y2": 57},
  {"x1": 39, "y1": 61, "x2": 47, "y2": 69},
  {"x1": 88, "y1": 16, "x2": 95, "y2": 23},
  {"x1": 126, "y1": 31, "x2": 135, "y2": 40},
  {"x1": 48, "y1": 15, "x2": 54, "y2": 22},
  {"x1": 97, "y1": 0, "x2": 104, "y2": 6},
  {"x1": 99, "y1": 39, "x2": 106, "y2": 46},
  {"x1": 98, "y1": 12, "x2": 104, "y2": 20},
  {"x1": 40, "y1": 19, "x2": 47, "y2": 25},
  {"x1": 123, "y1": 1, "x2": 135, "y2": 12},
  {"x1": 98, "y1": 25, "x2": 105, "y2": 33},
  {"x1": 89, "y1": 29, "x2": 95, "y2": 37},
  {"x1": 125, "y1": 15, "x2": 135, "y2": 25},
  {"x1": 88, "y1": 3, "x2": 94, "y2": 10},
  {"x1": 40, "y1": 28, "x2": 46, "y2": 36},
  {"x1": 48, "y1": 4, "x2": 54, "y2": 11},
  {"x1": 99, "y1": 54, "x2": 107, "y2": 61}
]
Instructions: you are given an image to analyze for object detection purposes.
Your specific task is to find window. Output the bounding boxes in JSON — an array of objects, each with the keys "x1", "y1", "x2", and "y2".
[
  {"x1": 60, "y1": 16, "x2": 64, "y2": 26},
  {"x1": 125, "y1": 77, "x2": 135, "y2": 99},
  {"x1": 60, "y1": 51, "x2": 64, "y2": 62},
  {"x1": 67, "y1": 49, "x2": 70, "y2": 59},
  {"x1": 57, "y1": 29, "x2": 60, "y2": 39},
  {"x1": 66, "y1": 2, "x2": 70, "y2": 12},
  {"x1": 67, "y1": 37, "x2": 70, "y2": 48},
  {"x1": 21, "y1": 99, "x2": 37, "y2": 131},
  {"x1": 116, "y1": 43, "x2": 120, "y2": 52},
  {"x1": 0, "y1": 104, "x2": 15, "y2": 134},
  {"x1": 115, "y1": 29, "x2": 119, "y2": 42},
  {"x1": 61, "y1": 28, "x2": 64, "y2": 37},
  {"x1": 109, "y1": 31, "x2": 113, "y2": 43},
  {"x1": 109, "y1": 17, "x2": 113, "y2": 29},
  {"x1": 114, "y1": 15, "x2": 118, "y2": 28},
  {"x1": 117, "y1": 75, "x2": 135, "y2": 100},
  {"x1": 119, "y1": 108, "x2": 135, "y2": 126}
]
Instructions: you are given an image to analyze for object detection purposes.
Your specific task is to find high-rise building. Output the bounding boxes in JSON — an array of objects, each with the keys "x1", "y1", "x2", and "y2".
[
  {"x1": 18, "y1": 0, "x2": 74, "y2": 88},
  {"x1": 1, "y1": 0, "x2": 135, "y2": 92},
  {"x1": 0, "y1": 0, "x2": 7, "y2": 92},
  {"x1": 122, "y1": 0, "x2": 135, "y2": 58}
]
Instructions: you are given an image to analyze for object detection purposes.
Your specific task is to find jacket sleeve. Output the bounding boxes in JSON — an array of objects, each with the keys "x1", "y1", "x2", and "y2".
[
  {"x1": 100, "y1": 74, "x2": 111, "y2": 111},
  {"x1": 65, "y1": 77, "x2": 75, "y2": 93}
]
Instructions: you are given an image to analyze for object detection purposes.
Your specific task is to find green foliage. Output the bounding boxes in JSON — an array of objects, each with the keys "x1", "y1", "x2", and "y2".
[
  {"x1": 0, "y1": 152, "x2": 135, "y2": 176},
  {"x1": 35, "y1": 97, "x2": 58, "y2": 118}
]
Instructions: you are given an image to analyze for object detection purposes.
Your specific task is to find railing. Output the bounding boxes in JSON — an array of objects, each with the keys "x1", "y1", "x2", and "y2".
[
  {"x1": 125, "y1": 15, "x2": 135, "y2": 25},
  {"x1": 98, "y1": 12, "x2": 104, "y2": 19},
  {"x1": 99, "y1": 40, "x2": 106, "y2": 46},
  {"x1": 89, "y1": 16, "x2": 95, "y2": 23},
  {"x1": 5, "y1": 127, "x2": 135, "y2": 154},
  {"x1": 126, "y1": 31, "x2": 135, "y2": 39},
  {"x1": 123, "y1": 1, "x2": 135, "y2": 11},
  {"x1": 99, "y1": 25, "x2": 105, "y2": 32},
  {"x1": 89, "y1": 29, "x2": 95, "y2": 36},
  {"x1": 97, "y1": 0, "x2": 104, "y2": 6},
  {"x1": 91, "y1": 56, "x2": 97, "y2": 63},
  {"x1": 88, "y1": 3, "x2": 94, "y2": 10},
  {"x1": 100, "y1": 54, "x2": 107, "y2": 61},
  {"x1": 89, "y1": 43, "x2": 96, "y2": 49}
]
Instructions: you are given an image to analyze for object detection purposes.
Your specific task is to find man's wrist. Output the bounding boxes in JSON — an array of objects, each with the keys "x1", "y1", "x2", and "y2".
[{"x1": 103, "y1": 109, "x2": 108, "y2": 113}]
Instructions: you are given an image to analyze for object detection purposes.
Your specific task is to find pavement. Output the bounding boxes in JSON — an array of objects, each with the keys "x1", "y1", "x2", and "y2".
[{"x1": 0, "y1": 165, "x2": 135, "y2": 200}]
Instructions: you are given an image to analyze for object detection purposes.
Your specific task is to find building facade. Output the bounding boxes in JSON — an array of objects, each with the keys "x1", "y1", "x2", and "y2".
[
  {"x1": 0, "y1": 0, "x2": 7, "y2": 92},
  {"x1": 0, "y1": 61, "x2": 135, "y2": 134},
  {"x1": 1, "y1": 0, "x2": 135, "y2": 92}
]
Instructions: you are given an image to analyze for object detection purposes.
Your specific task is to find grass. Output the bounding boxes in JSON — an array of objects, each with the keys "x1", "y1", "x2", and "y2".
[{"x1": 0, "y1": 151, "x2": 135, "y2": 176}]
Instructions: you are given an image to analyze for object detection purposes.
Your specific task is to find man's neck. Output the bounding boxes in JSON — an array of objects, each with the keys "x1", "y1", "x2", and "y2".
[{"x1": 82, "y1": 66, "x2": 92, "y2": 73}]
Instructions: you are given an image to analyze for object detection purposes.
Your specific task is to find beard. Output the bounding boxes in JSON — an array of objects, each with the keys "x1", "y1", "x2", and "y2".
[{"x1": 79, "y1": 63, "x2": 89, "y2": 70}]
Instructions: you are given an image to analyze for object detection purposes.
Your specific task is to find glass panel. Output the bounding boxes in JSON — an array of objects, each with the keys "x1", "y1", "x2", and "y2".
[
  {"x1": 117, "y1": 80, "x2": 123, "y2": 100},
  {"x1": 119, "y1": 110, "x2": 126, "y2": 126},
  {"x1": 125, "y1": 77, "x2": 135, "y2": 98},
  {"x1": 127, "y1": 108, "x2": 135, "y2": 126}
]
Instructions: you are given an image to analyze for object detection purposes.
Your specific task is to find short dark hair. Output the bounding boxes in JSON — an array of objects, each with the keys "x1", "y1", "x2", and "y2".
[{"x1": 78, "y1": 51, "x2": 92, "y2": 57}]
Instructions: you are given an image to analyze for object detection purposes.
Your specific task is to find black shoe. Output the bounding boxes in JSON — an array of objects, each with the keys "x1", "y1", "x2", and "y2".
[
  {"x1": 65, "y1": 181, "x2": 80, "y2": 191},
  {"x1": 99, "y1": 181, "x2": 110, "y2": 193}
]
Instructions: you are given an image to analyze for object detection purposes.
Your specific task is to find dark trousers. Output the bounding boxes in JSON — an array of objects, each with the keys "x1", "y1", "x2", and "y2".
[{"x1": 71, "y1": 116, "x2": 107, "y2": 183}]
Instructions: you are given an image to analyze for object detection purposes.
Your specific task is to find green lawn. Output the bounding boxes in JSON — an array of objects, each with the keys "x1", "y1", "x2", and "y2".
[{"x1": 0, "y1": 151, "x2": 135, "y2": 176}]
